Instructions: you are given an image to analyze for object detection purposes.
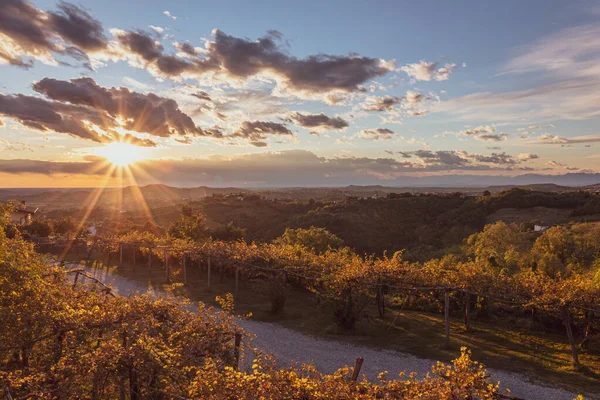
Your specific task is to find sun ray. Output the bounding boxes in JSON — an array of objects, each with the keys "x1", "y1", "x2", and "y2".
[{"x1": 59, "y1": 163, "x2": 118, "y2": 261}]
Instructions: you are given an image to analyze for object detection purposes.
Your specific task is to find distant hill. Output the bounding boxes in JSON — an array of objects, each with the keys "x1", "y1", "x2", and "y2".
[{"x1": 0, "y1": 181, "x2": 594, "y2": 209}]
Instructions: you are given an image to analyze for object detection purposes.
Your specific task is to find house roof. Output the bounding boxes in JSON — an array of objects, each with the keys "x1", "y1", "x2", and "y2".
[{"x1": 13, "y1": 207, "x2": 39, "y2": 215}]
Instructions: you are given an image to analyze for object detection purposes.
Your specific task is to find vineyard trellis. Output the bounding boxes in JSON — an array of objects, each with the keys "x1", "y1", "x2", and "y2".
[{"x1": 44, "y1": 234, "x2": 600, "y2": 368}]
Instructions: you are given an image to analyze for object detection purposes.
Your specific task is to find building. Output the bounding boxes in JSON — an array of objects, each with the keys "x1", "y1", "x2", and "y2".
[
  {"x1": 534, "y1": 225, "x2": 550, "y2": 233},
  {"x1": 9, "y1": 201, "x2": 38, "y2": 225}
]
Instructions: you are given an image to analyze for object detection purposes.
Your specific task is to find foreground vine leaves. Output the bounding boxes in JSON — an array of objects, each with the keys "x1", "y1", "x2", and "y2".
[{"x1": 0, "y1": 206, "x2": 584, "y2": 399}]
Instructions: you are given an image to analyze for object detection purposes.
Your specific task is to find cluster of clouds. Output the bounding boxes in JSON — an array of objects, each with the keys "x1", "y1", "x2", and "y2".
[
  {"x1": 442, "y1": 125, "x2": 508, "y2": 142},
  {"x1": 0, "y1": 0, "x2": 108, "y2": 69},
  {"x1": 0, "y1": 77, "x2": 220, "y2": 146},
  {"x1": 399, "y1": 61, "x2": 457, "y2": 82},
  {"x1": 0, "y1": 149, "x2": 547, "y2": 186},
  {"x1": 1, "y1": 0, "x2": 594, "y2": 179},
  {"x1": 395, "y1": 150, "x2": 538, "y2": 170}
]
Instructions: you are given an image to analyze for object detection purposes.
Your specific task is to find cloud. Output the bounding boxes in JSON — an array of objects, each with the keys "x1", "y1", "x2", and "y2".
[
  {"x1": 229, "y1": 121, "x2": 293, "y2": 143},
  {"x1": 476, "y1": 133, "x2": 508, "y2": 142},
  {"x1": 531, "y1": 133, "x2": 600, "y2": 145},
  {"x1": 0, "y1": 148, "x2": 564, "y2": 186},
  {"x1": 547, "y1": 160, "x2": 567, "y2": 168},
  {"x1": 0, "y1": 92, "x2": 119, "y2": 144},
  {"x1": 397, "y1": 150, "x2": 528, "y2": 167},
  {"x1": 289, "y1": 112, "x2": 348, "y2": 130},
  {"x1": 32, "y1": 77, "x2": 220, "y2": 139},
  {"x1": 517, "y1": 153, "x2": 539, "y2": 161},
  {"x1": 47, "y1": 3, "x2": 108, "y2": 52},
  {"x1": 0, "y1": 138, "x2": 34, "y2": 152},
  {"x1": 191, "y1": 91, "x2": 212, "y2": 101},
  {"x1": 442, "y1": 125, "x2": 507, "y2": 142},
  {"x1": 358, "y1": 128, "x2": 396, "y2": 140},
  {"x1": 362, "y1": 96, "x2": 402, "y2": 112},
  {"x1": 437, "y1": 25, "x2": 600, "y2": 121},
  {"x1": 149, "y1": 26, "x2": 165, "y2": 34},
  {"x1": 0, "y1": 76, "x2": 231, "y2": 146},
  {"x1": 362, "y1": 90, "x2": 427, "y2": 112},
  {"x1": 0, "y1": 0, "x2": 107, "y2": 68},
  {"x1": 111, "y1": 29, "x2": 394, "y2": 96},
  {"x1": 399, "y1": 61, "x2": 457, "y2": 81},
  {"x1": 163, "y1": 11, "x2": 177, "y2": 20}
]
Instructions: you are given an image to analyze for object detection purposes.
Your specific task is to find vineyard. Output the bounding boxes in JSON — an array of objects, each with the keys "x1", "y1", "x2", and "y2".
[
  {"x1": 56, "y1": 226, "x2": 600, "y2": 373},
  {"x1": 2, "y1": 208, "x2": 522, "y2": 399}
]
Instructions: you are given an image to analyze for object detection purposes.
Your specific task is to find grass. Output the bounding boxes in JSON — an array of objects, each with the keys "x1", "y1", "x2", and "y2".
[{"x1": 66, "y1": 252, "x2": 600, "y2": 397}]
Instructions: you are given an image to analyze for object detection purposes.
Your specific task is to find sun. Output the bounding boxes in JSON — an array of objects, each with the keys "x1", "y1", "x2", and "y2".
[{"x1": 95, "y1": 142, "x2": 145, "y2": 166}]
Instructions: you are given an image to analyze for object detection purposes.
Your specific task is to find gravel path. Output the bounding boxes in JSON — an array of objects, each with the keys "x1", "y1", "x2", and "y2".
[{"x1": 72, "y1": 264, "x2": 580, "y2": 400}]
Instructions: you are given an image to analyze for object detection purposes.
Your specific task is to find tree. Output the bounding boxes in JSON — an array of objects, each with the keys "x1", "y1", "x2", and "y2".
[
  {"x1": 52, "y1": 216, "x2": 76, "y2": 237},
  {"x1": 274, "y1": 226, "x2": 344, "y2": 254},
  {"x1": 210, "y1": 222, "x2": 245, "y2": 242},
  {"x1": 24, "y1": 218, "x2": 52, "y2": 237},
  {"x1": 168, "y1": 205, "x2": 208, "y2": 242},
  {"x1": 532, "y1": 226, "x2": 576, "y2": 277},
  {"x1": 464, "y1": 221, "x2": 528, "y2": 273}
]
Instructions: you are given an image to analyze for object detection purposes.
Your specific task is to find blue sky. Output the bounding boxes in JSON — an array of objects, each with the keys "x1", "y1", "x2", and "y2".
[{"x1": 1, "y1": 0, "x2": 599, "y2": 187}]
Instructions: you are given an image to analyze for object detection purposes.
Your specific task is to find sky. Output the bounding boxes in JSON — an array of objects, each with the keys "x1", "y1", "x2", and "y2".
[{"x1": 1, "y1": 0, "x2": 600, "y2": 187}]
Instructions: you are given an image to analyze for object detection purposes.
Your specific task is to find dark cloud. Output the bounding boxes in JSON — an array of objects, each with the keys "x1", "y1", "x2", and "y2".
[
  {"x1": 0, "y1": 92, "x2": 114, "y2": 143},
  {"x1": 0, "y1": 0, "x2": 107, "y2": 68},
  {"x1": 113, "y1": 30, "x2": 215, "y2": 77},
  {"x1": 33, "y1": 77, "x2": 221, "y2": 139},
  {"x1": 362, "y1": 96, "x2": 403, "y2": 112},
  {"x1": 290, "y1": 112, "x2": 348, "y2": 130},
  {"x1": 230, "y1": 121, "x2": 293, "y2": 142},
  {"x1": 48, "y1": 2, "x2": 108, "y2": 51},
  {"x1": 476, "y1": 133, "x2": 508, "y2": 142},
  {"x1": 0, "y1": 76, "x2": 233, "y2": 146},
  {"x1": 113, "y1": 29, "x2": 393, "y2": 95},
  {"x1": 191, "y1": 91, "x2": 212, "y2": 102},
  {"x1": 362, "y1": 91, "x2": 427, "y2": 112},
  {"x1": 175, "y1": 42, "x2": 199, "y2": 56}
]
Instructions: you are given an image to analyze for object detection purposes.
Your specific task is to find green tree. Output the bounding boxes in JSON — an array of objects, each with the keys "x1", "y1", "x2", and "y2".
[
  {"x1": 464, "y1": 221, "x2": 528, "y2": 273},
  {"x1": 210, "y1": 222, "x2": 245, "y2": 242},
  {"x1": 24, "y1": 219, "x2": 52, "y2": 237},
  {"x1": 168, "y1": 205, "x2": 208, "y2": 241},
  {"x1": 532, "y1": 226, "x2": 576, "y2": 277},
  {"x1": 274, "y1": 226, "x2": 343, "y2": 254},
  {"x1": 52, "y1": 216, "x2": 76, "y2": 237}
]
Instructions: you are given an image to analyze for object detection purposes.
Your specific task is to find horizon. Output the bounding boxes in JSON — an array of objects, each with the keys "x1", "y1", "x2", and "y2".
[{"x1": 1, "y1": 0, "x2": 600, "y2": 188}]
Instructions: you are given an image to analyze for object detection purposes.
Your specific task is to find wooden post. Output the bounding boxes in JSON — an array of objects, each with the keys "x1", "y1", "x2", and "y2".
[
  {"x1": 376, "y1": 281, "x2": 385, "y2": 319},
  {"x1": 3, "y1": 386, "x2": 14, "y2": 400},
  {"x1": 444, "y1": 289, "x2": 450, "y2": 347},
  {"x1": 207, "y1": 256, "x2": 211, "y2": 290},
  {"x1": 72, "y1": 271, "x2": 80, "y2": 288},
  {"x1": 164, "y1": 249, "x2": 170, "y2": 283},
  {"x1": 148, "y1": 247, "x2": 152, "y2": 276},
  {"x1": 351, "y1": 357, "x2": 364, "y2": 382},
  {"x1": 119, "y1": 243, "x2": 123, "y2": 265},
  {"x1": 235, "y1": 266, "x2": 240, "y2": 299},
  {"x1": 183, "y1": 253, "x2": 187, "y2": 285},
  {"x1": 464, "y1": 293, "x2": 471, "y2": 331},
  {"x1": 563, "y1": 306, "x2": 580, "y2": 366},
  {"x1": 233, "y1": 333, "x2": 242, "y2": 370}
]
